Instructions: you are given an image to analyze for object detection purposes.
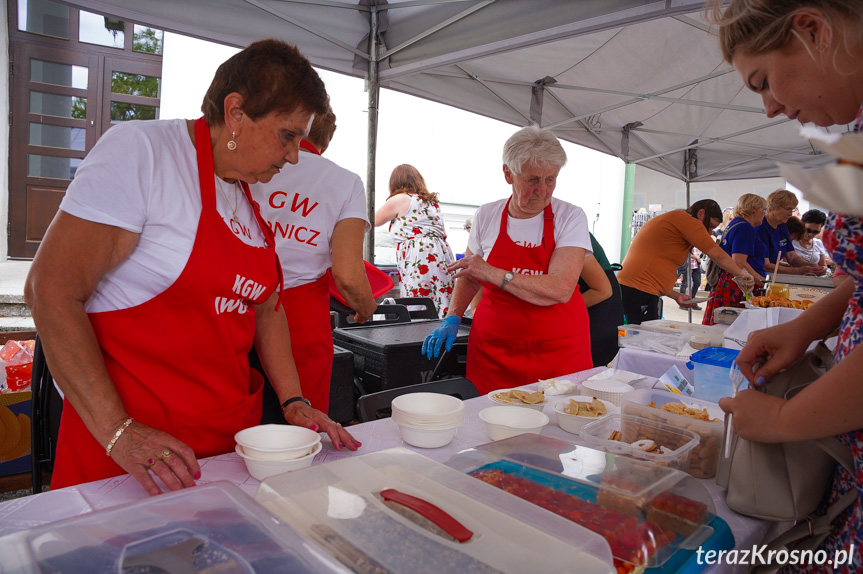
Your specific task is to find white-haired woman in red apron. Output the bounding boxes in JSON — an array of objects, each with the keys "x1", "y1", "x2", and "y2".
[
  {"x1": 423, "y1": 125, "x2": 593, "y2": 394},
  {"x1": 25, "y1": 40, "x2": 360, "y2": 496}
]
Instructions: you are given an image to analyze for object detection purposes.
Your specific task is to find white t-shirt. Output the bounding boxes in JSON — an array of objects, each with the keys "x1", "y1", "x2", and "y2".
[
  {"x1": 251, "y1": 152, "x2": 369, "y2": 289},
  {"x1": 468, "y1": 197, "x2": 592, "y2": 260},
  {"x1": 792, "y1": 239, "x2": 824, "y2": 265},
  {"x1": 60, "y1": 119, "x2": 267, "y2": 313}
]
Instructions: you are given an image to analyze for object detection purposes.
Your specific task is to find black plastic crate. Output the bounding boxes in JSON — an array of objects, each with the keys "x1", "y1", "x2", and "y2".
[
  {"x1": 328, "y1": 345, "x2": 355, "y2": 423},
  {"x1": 255, "y1": 343, "x2": 357, "y2": 424},
  {"x1": 332, "y1": 320, "x2": 470, "y2": 394}
]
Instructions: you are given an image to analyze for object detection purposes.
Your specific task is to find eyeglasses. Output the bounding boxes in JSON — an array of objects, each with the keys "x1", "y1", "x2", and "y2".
[
  {"x1": 772, "y1": 205, "x2": 795, "y2": 212},
  {"x1": 804, "y1": 227, "x2": 820, "y2": 235},
  {"x1": 463, "y1": 225, "x2": 472, "y2": 231}
]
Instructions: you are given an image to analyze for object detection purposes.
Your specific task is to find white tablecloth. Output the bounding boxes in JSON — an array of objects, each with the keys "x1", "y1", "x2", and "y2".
[{"x1": 0, "y1": 367, "x2": 784, "y2": 573}]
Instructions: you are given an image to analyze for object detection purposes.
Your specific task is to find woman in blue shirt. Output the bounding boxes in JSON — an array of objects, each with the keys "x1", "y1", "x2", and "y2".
[{"x1": 703, "y1": 194, "x2": 769, "y2": 325}]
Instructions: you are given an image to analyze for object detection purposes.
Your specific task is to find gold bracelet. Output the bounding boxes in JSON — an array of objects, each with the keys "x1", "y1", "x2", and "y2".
[{"x1": 105, "y1": 417, "x2": 134, "y2": 457}]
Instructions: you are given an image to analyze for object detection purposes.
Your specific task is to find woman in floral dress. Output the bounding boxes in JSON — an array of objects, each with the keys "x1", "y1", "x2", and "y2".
[
  {"x1": 709, "y1": 1, "x2": 863, "y2": 570},
  {"x1": 374, "y1": 164, "x2": 456, "y2": 317}
]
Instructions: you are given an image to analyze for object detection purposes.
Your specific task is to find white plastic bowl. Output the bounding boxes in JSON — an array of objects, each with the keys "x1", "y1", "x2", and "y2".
[
  {"x1": 391, "y1": 393, "x2": 465, "y2": 421},
  {"x1": 234, "y1": 424, "x2": 322, "y2": 461},
  {"x1": 236, "y1": 443, "x2": 321, "y2": 480},
  {"x1": 553, "y1": 396, "x2": 618, "y2": 435},
  {"x1": 478, "y1": 406, "x2": 549, "y2": 441},
  {"x1": 487, "y1": 388, "x2": 547, "y2": 411},
  {"x1": 581, "y1": 379, "x2": 634, "y2": 406},
  {"x1": 397, "y1": 422, "x2": 460, "y2": 448}
]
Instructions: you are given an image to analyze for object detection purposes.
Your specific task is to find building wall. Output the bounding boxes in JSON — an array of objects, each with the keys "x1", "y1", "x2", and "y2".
[
  {"x1": 633, "y1": 165, "x2": 788, "y2": 215},
  {"x1": 1, "y1": 0, "x2": 9, "y2": 261}
]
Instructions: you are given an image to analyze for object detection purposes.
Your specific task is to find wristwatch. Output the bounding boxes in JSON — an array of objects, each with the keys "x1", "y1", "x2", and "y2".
[
  {"x1": 500, "y1": 271, "x2": 514, "y2": 291},
  {"x1": 281, "y1": 396, "x2": 311, "y2": 410}
]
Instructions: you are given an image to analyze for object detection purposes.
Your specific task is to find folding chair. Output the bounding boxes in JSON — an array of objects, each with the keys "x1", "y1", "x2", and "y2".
[
  {"x1": 31, "y1": 335, "x2": 63, "y2": 494},
  {"x1": 355, "y1": 377, "x2": 479, "y2": 423}
]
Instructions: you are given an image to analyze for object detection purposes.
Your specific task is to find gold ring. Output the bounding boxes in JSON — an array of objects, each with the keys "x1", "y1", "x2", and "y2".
[{"x1": 160, "y1": 449, "x2": 173, "y2": 460}]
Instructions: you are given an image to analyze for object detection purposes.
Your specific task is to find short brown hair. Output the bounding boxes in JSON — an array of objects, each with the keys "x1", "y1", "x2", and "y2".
[
  {"x1": 733, "y1": 193, "x2": 767, "y2": 219},
  {"x1": 306, "y1": 105, "x2": 336, "y2": 150},
  {"x1": 705, "y1": 0, "x2": 863, "y2": 63},
  {"x1": 785, "y1": 216, "x2": 805, "y2": 239},
  {"x1": 767, "y1": 189, "x2": 798, "y2": 210},
  {"x1": 202, "y1": 39, "x2": 328, "y2": 125},
  {"x1": 686, "y1": 199, "x2": 722, "y2": 224},
  {"x1": 388, "y1": 164, "x2": 439, "y2": 205}
]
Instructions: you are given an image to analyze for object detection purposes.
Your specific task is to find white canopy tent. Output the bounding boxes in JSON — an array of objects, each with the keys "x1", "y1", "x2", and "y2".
[{"x1": 63, "y1": 0, "x2": 845, "y2": 256}]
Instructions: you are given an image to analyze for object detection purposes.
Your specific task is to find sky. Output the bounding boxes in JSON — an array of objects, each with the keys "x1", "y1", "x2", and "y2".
[{"x1": 160, "y1": 33, "x2": 627, "y2": 259}]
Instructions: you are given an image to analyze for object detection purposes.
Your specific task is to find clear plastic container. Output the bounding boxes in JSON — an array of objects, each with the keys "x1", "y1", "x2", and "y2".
[
  {"x1": 686, "y1": 347, "x2": 741, "y2": 404},
  {"x1": 641, "y1": 320, "x2": 728, "y2": 347},
  {"x1": 620, "y1": 388, "x2": 724, "y2": 478},
  {"x1": 0, "y1": 482, "x2": 347, "y2": 574},
  {"x1": 579, "y1": 414, "x2": 699, "y2": 473},
  {"x1": 445, "y1": 434, "x2": 719, "y2": 572},
  {"x1": 617, "y1": 324, "x2": 691, "y2": 356},
  {"x1": 713, "y1": 306, "x2": 744, "y2": 325},
  {"x1": 255, "y1": 447, "x2": 615, "y2": 574}
]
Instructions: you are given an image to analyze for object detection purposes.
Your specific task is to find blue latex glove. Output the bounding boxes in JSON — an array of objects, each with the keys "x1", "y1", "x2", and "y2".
[{"x1": 422, "y1": 315, "x2": 461, "y2": 359}]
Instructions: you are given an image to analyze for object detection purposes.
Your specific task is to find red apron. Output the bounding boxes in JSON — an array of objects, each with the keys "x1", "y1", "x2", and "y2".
[
  {"x1": 282, "y1": 274, "x2": 333, "y2": 412},
  {"x1": 466, "y1": 199, "x2": 591, "y2": 395},
  {"x1": 52, "y1": 118, "x2": 281, "y2": 488}
]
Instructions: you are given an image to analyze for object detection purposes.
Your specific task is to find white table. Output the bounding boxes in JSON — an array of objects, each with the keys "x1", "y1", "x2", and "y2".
[{"x1": 0, "y1": 367, "x2": 784, "y2": 573}]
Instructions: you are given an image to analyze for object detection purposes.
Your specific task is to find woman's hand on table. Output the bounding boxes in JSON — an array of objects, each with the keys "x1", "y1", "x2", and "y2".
[
  {"x1": 111, "y1": 420, "x2": 200, "y2": 497},
  {"x1": 282, "y1": 401, "x2": 361, "y2": 451},
  {"x1": 735, "y1": 324, "x2": 812, "y2": 385},
  {"x1": 718, "y1": 389, "x2": 787, "y2": 443}
]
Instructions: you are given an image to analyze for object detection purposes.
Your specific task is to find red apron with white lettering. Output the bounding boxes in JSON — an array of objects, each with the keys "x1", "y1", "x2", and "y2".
[
  {"x1": 466, "y1": 199, "x2": 591, "y2": 395},
  {"x1": 51, "y1": 118, "x2": 281, "y2": 488},
  {"x1": 282, "y1": 274, "x2": 333, "y2": 412}
]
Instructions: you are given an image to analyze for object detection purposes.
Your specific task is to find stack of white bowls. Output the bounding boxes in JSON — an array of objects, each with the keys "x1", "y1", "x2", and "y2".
[
  {"x1": 391, "y1": 392, "x2": 465, "y2": 448},
  {"x1": 234, "y1": 424, "x2": 322, "y2": 480}
]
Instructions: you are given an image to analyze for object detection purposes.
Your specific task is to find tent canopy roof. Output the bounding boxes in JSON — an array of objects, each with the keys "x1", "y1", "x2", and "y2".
[{"x1": 65, "y1": 0, "x2": 841, "y2": 181}]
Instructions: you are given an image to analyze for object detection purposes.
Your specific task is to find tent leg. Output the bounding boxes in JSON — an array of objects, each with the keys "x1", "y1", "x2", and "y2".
[
  {"x1": 619, "y1": 162, "x2": 636, "y2": 261},
  {"x1": 364, "y1": 6, "x2": 380, "y2": 263}
]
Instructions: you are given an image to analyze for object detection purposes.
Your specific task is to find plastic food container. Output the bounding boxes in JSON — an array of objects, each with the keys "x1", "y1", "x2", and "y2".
[
  {"x1": 256, "y1": 448, "x2": 615, "y2": 574},
  {"x1": 579, "y1": 414, "x2": 699, "y2": 473},
  {"x1": 620, "y1": 389, "x2": 724, "y2": 478},
  {"x1": 713, "y1": 306, "x2": 744, "y2": 325},
  {"x1": 641, "y1": 320, "x2": 728, "y2": 348},
  {"x1": 0, "y1": 482, "x2": 347, "y2": 574},
  {"x1": 617, "y1": 323, "x2": 691, "y2": 356},
  {"x1": 446, "y1": 434, "x2": 726, "y2": 572},
  {"x1": 686, "y1": 347, "x2": 741, "y2": 404}
]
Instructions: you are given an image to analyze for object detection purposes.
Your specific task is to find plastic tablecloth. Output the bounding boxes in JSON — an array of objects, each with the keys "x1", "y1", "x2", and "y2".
[{"x1": 0, "y1": 367, "x2": 786, "y2": 574}]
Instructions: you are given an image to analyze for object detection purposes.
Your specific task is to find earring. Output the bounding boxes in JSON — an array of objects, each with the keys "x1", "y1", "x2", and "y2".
[{"x1": 227, "y1": 132, "x2": 237, "y2": 151}]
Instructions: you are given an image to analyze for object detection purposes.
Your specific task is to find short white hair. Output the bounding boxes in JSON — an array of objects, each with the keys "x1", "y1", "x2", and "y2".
[{"x1": 502, "y1": 124, "x2": 567, "y2": 174}]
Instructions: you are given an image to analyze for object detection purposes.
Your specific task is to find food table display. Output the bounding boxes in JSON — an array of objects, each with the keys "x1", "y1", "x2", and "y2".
[{"x1": 0, "y1": 368, "x2": 786, "y2": 574}]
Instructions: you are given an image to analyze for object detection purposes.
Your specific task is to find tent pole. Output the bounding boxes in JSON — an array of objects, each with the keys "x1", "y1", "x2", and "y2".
[
  {"x1": 619, "y1": 163, "x2": 636, "y2": 262},
  {"x1": 364, "y1": 5, "x2": 380, "y2": 263}
]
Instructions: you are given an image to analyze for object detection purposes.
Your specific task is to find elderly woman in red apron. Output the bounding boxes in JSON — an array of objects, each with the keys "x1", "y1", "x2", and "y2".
[
  {"x1": 25, "y1": 40, "x2": 360, "y2": 496},
  {"x1": 423, "y1": 125, "x2": 593, "y2": 394}
]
